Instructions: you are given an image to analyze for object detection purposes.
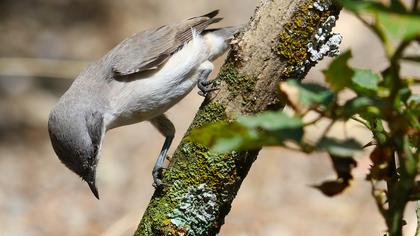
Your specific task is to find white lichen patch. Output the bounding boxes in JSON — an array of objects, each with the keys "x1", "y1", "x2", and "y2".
[
  {"x1": 311, "y1": 0, "x2": 332, "y2": 12},
  {"x1": 285, "y1": 0, "x2": 341, "y2": 78},
  {"x1": 307, "y1": 16, "x2": 342, "y2": 63},
  {"x1": 168, "y1": 184, "x2": 217, "y2": 236}
]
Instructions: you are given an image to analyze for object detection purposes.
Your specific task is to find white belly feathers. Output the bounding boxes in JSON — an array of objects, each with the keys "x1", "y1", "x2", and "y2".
[{"x1": 106, "y1": 31, "x2": 221, "y2": 129}]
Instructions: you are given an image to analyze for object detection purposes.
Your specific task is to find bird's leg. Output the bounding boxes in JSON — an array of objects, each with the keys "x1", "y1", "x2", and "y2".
[
  {"x1": 197, "y1": 61, "x2": 217, "y2": 97},
  {"x1": 150, "y1": 114, "x2": 175, "y2": 189}
]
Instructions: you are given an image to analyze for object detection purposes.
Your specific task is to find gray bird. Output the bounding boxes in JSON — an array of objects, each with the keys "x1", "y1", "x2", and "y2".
[{"x1": 48, "y1": 10, "x2": 241, "y2": 199}]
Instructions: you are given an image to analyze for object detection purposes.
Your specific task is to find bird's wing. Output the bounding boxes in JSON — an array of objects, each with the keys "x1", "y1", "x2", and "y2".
[{"x1": 109, "y1": 10, "x2": 221, "y2": 77}]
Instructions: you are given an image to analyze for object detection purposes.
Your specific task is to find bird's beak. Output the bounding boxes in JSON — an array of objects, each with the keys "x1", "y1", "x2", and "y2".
[
  {"x1": 85, "y1": 168, "x2": 100, "y2": 199},
  {"x1": 88, "y1": 180, "x2": 100, "y2": 200}
]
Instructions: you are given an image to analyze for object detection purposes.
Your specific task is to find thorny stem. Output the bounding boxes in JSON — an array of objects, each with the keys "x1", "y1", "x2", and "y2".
[
  {"x1": 385, "y1": 151, "x2": 401, "y2": 236},
  {"x1": 382, "y1": 35, "x2": 418, "y2": 235},
  {"x1": 386, "y1": 135, "x2": 417, "y2": 236},
  {"x1": 363, "y1": 14, "x2": 420, "y2": 235}
]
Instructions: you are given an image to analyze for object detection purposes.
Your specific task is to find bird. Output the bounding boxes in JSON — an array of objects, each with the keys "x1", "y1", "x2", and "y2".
[{"x1": 47, "y1": 10, "x2": 242, "y2": 199}]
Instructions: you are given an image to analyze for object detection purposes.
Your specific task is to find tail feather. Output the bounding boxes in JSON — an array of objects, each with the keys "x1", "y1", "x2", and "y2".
[
  {"x1": 203, "y1": 25, "x2": 245, "y2": 60},
  {"x1": 188, "y1": 9, "x2": 219, "y2": 20},
  {"x1": 203, "y1": 24, "x2": 245, "y2": 39},
  {"x1": 201, "y1": 10, "x2": 219, "y2": 18}
]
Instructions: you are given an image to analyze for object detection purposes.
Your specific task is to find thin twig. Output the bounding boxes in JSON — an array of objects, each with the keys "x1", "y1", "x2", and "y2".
[
  {"x1": 351, "y1": 116, "x2": 370, "y2": 128},
  {"x1": 353, "y1": 13, "x2": 393, "y2": 57},
  {"x1": 303, "y1": 114, "x2": 323, "y2": 126},
  {"x1": 321, "y1": 120, "x2": 335, "y2": 138},
  {"x1": 416, "y1": 201, "x2": 420, "y2": 236},
  {"x1": 282, "y1": 144, "x2": 304, "y2": 152},
  {"x1": 402, "y1": 56, "x2": 420, "y2": 63}
]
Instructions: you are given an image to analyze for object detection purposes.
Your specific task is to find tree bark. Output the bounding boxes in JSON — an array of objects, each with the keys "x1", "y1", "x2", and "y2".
[{"x1": 134, "y1": 0, "x2": 341, "y2": 235}]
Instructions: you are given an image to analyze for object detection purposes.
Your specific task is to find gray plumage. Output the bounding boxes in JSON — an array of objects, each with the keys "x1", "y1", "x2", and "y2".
[
  {"x1": 48, "y1": 10, "x2": 242, "y2": 199},
  {"x1": 112, "y1": 11, "x2": 222, "y2": 75}
]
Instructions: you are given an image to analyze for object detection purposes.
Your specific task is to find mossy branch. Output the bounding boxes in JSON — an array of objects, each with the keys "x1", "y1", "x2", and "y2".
[{"x1": 134, "y1": 0, "x2": 341, "y2": 235}]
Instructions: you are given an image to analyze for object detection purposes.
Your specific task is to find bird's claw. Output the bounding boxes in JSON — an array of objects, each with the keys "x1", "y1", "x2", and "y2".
[
  {"x1": 197, "y1": 80, "x2": 218, "y2": 97},
  {"x1": 152, "y1": 167, "x2": 166, "y2": 189}
]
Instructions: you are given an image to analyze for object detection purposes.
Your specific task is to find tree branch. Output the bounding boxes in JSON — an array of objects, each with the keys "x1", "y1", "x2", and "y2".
[{"x1": 134, "y1": 0, "x2": 342, "y2": 235}]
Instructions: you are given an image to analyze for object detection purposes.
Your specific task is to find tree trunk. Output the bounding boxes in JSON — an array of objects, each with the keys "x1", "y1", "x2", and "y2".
[{"x1": 134, "y1": 0, "x2": 341, "y2": 235}]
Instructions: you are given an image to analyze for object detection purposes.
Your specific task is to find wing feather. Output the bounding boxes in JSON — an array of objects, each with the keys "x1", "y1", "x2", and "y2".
[{"x1": 110, "y1": 10, "x2": 221, "y2": 77}]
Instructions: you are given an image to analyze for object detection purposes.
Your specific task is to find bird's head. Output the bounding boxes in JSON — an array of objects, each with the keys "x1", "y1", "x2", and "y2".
[{"x1": 48, "y1": 105, "x2": 104, "y2": 199}]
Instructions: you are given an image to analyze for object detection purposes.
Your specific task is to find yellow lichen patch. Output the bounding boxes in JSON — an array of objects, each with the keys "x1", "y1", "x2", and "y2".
[{"x1": 216, "y1": 61, "x2": 257, "y2": 101}]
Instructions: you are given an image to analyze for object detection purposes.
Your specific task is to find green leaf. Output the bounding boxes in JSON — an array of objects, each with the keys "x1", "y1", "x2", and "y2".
[
  {"x1": 237, "y1": 111, "x2": 304, "y2": 144},
  {"x1": 191, "y1": 121, "x2": 240, "y2": 148},
  {"x1": 280, "y1": 80, "x2": 335, "y2": 112},
  {"x1": 360, "y1": 118, "x2": 388, "y2": 145},
  {"x1": 408, "y1": 94, "x2": 420, "y2": 107},
  {"x1": 341, "y1": 96, "x2": 381, "y2": 118},
  {"x1": 298, "y1": 83, "x2": 335, "y2": 107},
  {"x1": 238, "y1": 111, "x2": 302, "y2": 130},
  {"x1": 317, "y1": 137, "x2": 362, "y2": 157},
  {"x1": 212, "y1": 127, "x2": 261, "y2": 152},
  {"x1": 323, "y1": 51, "x2": 354, "y2": 92},
  {"x1": 390, "y1": 0, "x2": 407, "y2": 12},
  {"x1": 399, "y1": 88, "x2": 412, "y2": 103},
  {"x1": 339, "y1": 0, "x2": 386, "y2": 13},
  {"x1": 377, "y1": 12, "x2": 420, "y2": 40},
  {"x1": 191, "y1": 111, "x2": 304, "y2": 153},
  {"x1": 341, "y1": 0, "x2": 418, "y2": 42},
  {"x1": 351, "y1": 69, "x2": 381, "y2": 95},
  {"x1": 340, "y1": 0, "x2": 406, "y2": 14}
]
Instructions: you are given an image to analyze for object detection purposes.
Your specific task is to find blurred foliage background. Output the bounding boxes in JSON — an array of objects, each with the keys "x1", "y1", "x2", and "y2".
[{"x1": 0, "y1": 0, "x2": 419, "y2": 235}]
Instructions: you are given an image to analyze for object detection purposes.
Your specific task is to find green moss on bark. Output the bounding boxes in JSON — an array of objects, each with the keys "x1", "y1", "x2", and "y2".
[
  {"x1": 136, "y1": 99, "x2": 257, "y2": 235},
  {"x1": 137, "y1": 137, "x2": 255, "y2": 235},
  {"x1": 216, "y1": 61, "x2": 256, "y2": 101},
  {"x1": 190, "y1": 102, "x2": 226, "y2": 129},
  {"x1": 136, "y1": 101, "x2": 239, "y2": 235}
]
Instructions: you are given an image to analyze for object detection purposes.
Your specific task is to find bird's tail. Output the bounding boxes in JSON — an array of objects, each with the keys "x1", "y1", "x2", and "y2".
[
  {"x1": 203, "y1": 24, "x2": 245, "y2": 40},
  {"x1": 202, "y1": 25, "x2": 245, "y2": 60}
]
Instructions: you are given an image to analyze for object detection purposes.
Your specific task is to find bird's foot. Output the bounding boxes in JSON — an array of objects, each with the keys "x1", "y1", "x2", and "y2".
[
  {"x1": 197, "y1": 62, "x2": 217, "y2": 97},
  {"x1": 152, "y1": 167, "x2": 167, "y2": 190},
  {"x1": 198, "y1": 79, "x2": 218, "y2": 97}
]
